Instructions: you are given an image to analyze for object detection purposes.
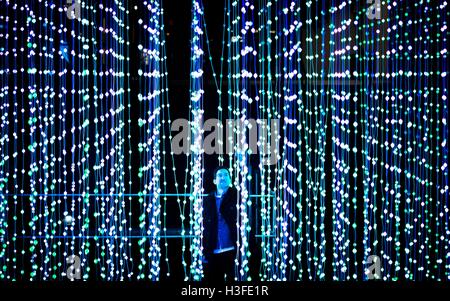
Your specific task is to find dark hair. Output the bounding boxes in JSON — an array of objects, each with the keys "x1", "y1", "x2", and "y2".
[{"x1": 213, "y1": 166, "x2": 230, "y2": 178}]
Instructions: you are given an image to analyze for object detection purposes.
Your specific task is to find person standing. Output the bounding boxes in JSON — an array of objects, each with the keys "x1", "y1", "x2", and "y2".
[{"x1": 202, "y1": 166, "x2": 238, "y2": 283}]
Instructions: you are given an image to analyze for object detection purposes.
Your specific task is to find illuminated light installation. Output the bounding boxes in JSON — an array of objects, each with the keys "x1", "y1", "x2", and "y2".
[
  {"x1": 356, "y1": 0, "x2": 450, "y2": 280},
  {"x1": 0, "y1": 0, "x2": 448, "y2": 282},
  {"x1": 187, "y1": 0, "x2": 205, "y2": 281},
  {"x1": 301, "y1": 0, "x2": 328, "y2": 280},
  {"x1": 224, "y1": 0, "x2": 326, "y2": 281},
  {"x1": 136, "y1": 0, "x2": 166, "y2": 281},
  {"x1": 224, "y1": 0, "x2": 253, "y2": 281},
  {"x1": 91, "y1": 0, "x2": 130, "y2": 281},
  {"x1": 0, "y1": 0, "x2": 133, "y2": 280},
  {"x1": 219, "y1": 0, "x2": 448, "y2": 281},
  {"x1": 0, "y1": 0, "x2": 8, "y2": 279},
  {"x1": 329, "y1": 0, "x2": 357, "y2": 281}
]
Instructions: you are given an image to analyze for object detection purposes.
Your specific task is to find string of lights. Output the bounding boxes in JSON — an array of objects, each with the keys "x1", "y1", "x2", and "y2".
[
  {"x1": 187, "y1": 0, "x2": 205, "y2": 281},
  {"x1": 136, "y1": 0, "x2": 166, "y2": 280}
]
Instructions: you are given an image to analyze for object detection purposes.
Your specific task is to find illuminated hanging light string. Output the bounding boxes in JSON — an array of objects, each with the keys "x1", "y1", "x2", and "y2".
[
  {"x1": 157, "y1": 6, "x2": 179, "y2": 277},
  {"x1": 272, "y1": 0, "x2": 286, "y2": 281},
  {"x1": 0, "y1": 0, "x2": 132, "y2": 280},
  {"x1": 277, "y1": 0, "x2": 302, "y2": 281},
  {"x1": 25, "y1": 0, "x2": 92, "y2": 280},
  {"x1": 233, "y1": 0, "x2": 254, "y2": 281},
  {"x1": 24, "y1": 0, "x2": 75, "y2": 281},
  {"x1": 380, "y1": 1, "x2": 401, "y2": 280},
  {"x1": 359, "y1": 0, "x2": 449, "y2": 280},
  {"x1": 159, "y1": 17, "x2": 179, "y2": 280},
  {"x1": 70, "y1": 0, "x2": 92, "y2": 281},
  {"x1": 243, "y1": 0, "x2": 300, "y2": 281},
  {"x1": 195, "y1": 0, "x2": 253, "y2": 281},
  {"x1": 198, "y1": 1, "x2": 227, "y2": 166},
  {"x1": 220, "y1": 0, "x2": 447, "y2": 281},
  {"x1": 223, "y1": 0, "x2": 276, "y2": 281},
  {"x1": 401, "y1": 0, "x2": 449, "y2": 280},
  {"x1": 252, "y1": 0, "x2": 279, "y2": 280},
  {"x1": 136, "y1": 0, "x2": 166, "y2": 281},
  {"x1": 253, "y1": 0, "x2": 269, "y2": 280},
  {"x1": 4, "y1": 1, "x2": 30, "y2": 281},
  {"x1": 90, "y1": 1, "x2": 130, "y2": 280},
  {"x1": 361, "y1": 0, "x2": 379, "y2": 281},
  {"x1": 0, "y1": 0, "x2": 9, "y2": 281},
  {"x1": 438, "y1": 1, "x2": 449, "y2": 280},
  {"x1": 252, "y1": 0, "x2": 295, "y2": 281},
  {"x1": 26, "y1": 0, "x2": 38, "y2": 280},
  {"x1": 57, "y1": 0, "x2": 71, "y2": 281},
  {"x1": 187, "y1": 0, "x2": 205, "y2": 281},
  {"x1": 360, "y1": 0, "x2": 398, "y2": 281},
  {"x1": 330, "y1": 0, "x2": 355, "y2": 281},
  {"x1": 192, "y1": 0, "x2": 229, "y2": 279},
  {"x1": 363, "y1": 0, "x2": 396, "y2": 280},
  {"x1": 281, "y1": 0, "x2": 329, "y2": 281}
]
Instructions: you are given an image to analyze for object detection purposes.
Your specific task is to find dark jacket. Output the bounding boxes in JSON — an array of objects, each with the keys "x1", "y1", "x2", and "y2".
[{"x1": 202, "y1": 186, "x2": 238, "y2": 257}]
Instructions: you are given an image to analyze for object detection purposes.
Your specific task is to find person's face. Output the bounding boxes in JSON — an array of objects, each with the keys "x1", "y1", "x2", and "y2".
[{"x1": 213, "y1": 169, "x2": 231, "y2": 190}]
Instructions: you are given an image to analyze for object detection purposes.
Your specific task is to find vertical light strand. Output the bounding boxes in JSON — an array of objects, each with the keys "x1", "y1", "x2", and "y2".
[
  {"x1": 361, "y1": 0, "x2": 379, "y2": 280},
  {"x1": 0, "y1": 0, "x2": 9, "y2": 280},
  {"x1": 188, "y1": 0, "x2": 204, "y2": 281},
  {"x1": 279, "y1": 0, "x2": 302, "y2": 280},
  {"x1": 235, "y1": 0, "x2": 255, "y2": 281},
  {"x1": 303, "y1": 0, "x2": 328, "y2": 280},
  {"x1": 330, "y1": 0, "x2": 353, "y2": 280},
  {"x1": 438, "y1": 0, "x2": 449, "y2": 280},
  {"x1": 136, "y1": 0, "x2": 164, "y2": 281},
  {"x1": 255, "y1": 0, "x2": 273, "y2": 280}
]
